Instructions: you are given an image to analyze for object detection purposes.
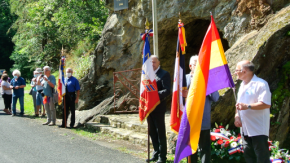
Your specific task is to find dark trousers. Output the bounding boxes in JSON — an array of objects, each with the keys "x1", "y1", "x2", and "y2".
[
  {"x1": 147, "y1": 113, "x2": 167, "y2": 161},
  {"x1": 188, "y1": 129, "x2": 211, "y2": 163},
  {"x1": 3, "y1": 94, "x2": 12, "y2": 110},
  {"x1": 243, "y1": 135, "x2": 270, "y2": 163},
  {"x1": 62, "y1": 92, "x2": 75, "y2": 127}
]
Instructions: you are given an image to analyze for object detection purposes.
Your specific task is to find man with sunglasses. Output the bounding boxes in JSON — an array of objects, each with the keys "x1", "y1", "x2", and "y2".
[{"x1": 234, "y1": 60, "x2": 271, "y2": 163}]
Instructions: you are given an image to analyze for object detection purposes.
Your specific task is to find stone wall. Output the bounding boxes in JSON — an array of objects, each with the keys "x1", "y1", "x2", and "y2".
[{"x1": 76, "y1": 0, "x2": 290, "y2": 147}]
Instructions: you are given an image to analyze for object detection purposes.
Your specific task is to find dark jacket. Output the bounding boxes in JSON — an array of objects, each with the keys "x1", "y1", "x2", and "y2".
[{"x1": 151, "y1": 68, "x2": 171, "y2": 114}]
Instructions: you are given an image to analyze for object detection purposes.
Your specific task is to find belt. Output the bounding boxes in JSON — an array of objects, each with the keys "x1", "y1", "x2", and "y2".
[{"x1": 37, "y1": 90, "x2": 43, "y2": 93}]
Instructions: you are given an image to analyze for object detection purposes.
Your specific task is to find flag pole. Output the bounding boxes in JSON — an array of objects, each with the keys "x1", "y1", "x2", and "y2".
[
  {"x1": 152, "y1": 0, "x2": 159, "y2": 57},
  {"x1": 61, "y1": 47, "x2": 67, "y2": 129},
  {"x1": 232, "y1": 87, "x2": 244, "y2": 150}
]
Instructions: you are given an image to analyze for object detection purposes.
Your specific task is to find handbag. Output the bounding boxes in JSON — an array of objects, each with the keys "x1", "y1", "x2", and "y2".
[{"x1": 29, "y1": 88, "x2": 33, "y2": 95}]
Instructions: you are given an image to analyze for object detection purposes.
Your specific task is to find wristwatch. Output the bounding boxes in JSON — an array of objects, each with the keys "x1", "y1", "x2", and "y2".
[{"x1": 247, "y1": 105, "x2": 251, "y2": 110}]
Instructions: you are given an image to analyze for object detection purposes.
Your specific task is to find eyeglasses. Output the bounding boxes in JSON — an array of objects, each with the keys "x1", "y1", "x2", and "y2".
[
  {"x1": 44, "y1": 70, "x2": 49, "y2": 72},
  {"x1": 234, "y1": 69, "x2": 243, "y2": 73}
]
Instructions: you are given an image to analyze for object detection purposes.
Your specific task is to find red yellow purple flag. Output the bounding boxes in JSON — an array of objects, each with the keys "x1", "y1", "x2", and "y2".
[{"x1": 174, "y1": 15, "x2": 234, "y2": 163}]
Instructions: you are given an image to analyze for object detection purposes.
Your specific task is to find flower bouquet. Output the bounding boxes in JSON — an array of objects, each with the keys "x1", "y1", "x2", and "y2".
[
  {"x1": 210, "y1": 123, "x2": 290, "y2": 163},
  {"x1": 269, "y1": 141, "x2": 290, "y2": 163},
  {"x1": 210, "y1": 123, "x2": 244, "y2": 163}
]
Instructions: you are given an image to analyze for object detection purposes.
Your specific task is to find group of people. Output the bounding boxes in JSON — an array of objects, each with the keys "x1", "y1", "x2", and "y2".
[
  {"x1": 147, "y1": 55, "x2": 271, "y2": 163},
  {"x1": 0, "y1": 67, "x2": 80, "y2": 128}
]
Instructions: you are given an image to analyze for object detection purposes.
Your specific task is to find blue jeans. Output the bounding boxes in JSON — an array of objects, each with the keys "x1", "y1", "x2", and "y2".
[{"x1": 12, "y1": 96, "x2": 24, "y2": 114}]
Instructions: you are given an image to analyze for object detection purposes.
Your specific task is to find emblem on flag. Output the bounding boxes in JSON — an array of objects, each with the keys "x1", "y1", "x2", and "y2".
[{"x1": 139, "y1": 24, "x2": 160, "y2": 123}]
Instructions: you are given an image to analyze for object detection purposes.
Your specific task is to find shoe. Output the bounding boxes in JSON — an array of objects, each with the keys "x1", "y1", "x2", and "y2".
[
  {"x1": 11, "y1": 114, "x2": 16, "y2": 117},
  {"x1": 41, "y1": 114, "x2": 46, "y2": 118},
  {"x1": 156, "y1": 158, "x2": 166, "y2": 163},
  {"x1": 34, "y1": 114, "x2": 39, "y2": 117},
  {"x1": 48, "y1": 123, "x2": 56, "y2": 126},
  {"x1": 19, "y1": 113, "x2": 24, "y2": 117},
  {"x1": 145, "y1": 157, "x2": 158, "y2": 162},
  {"x1": 42, "y1": 122, "x2": 50, "y2": 125},
  {"x1": 58, "y1": 125, "x2": 65, "y2": 128}
]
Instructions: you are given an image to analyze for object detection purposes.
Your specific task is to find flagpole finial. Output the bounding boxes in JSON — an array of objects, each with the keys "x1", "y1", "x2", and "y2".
[
  {"x1": 178, "y1": 12, "x2": 182, "y2": 23},
  {"x1": 145, "y1": 18, "x2": 150, "y2": 30}
]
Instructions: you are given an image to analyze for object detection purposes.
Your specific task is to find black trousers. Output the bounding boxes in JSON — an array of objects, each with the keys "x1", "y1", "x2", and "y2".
[
  {"x1": 3, "y1": 94, "x2": 12, "y2": 110},
  {"x1": 243, "y1": 135, "x2": 270, "y2": 163},
  {"x1": 147, "y1": 112, "x2": 167, "y2": 161},
  {"x1": 62, "y1": 92, "x2": 75, "y2": 127},
  {"x1": 188, "y1": 129, "x2": 211, "y2": 163}
]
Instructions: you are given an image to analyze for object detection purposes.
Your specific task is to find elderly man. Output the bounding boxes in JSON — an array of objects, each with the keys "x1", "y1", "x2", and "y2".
[
  {"x1": 185, "y1": 55, "x2": 219, "y2": 163},
  {"x1": 59, "y1": 68, "x2": 80, "y2": 128},
  {"x1": 10, "y1": 70, "x2": 26, "y2": 116},
  {"x1": 234, "y1": 61, "x2": 271, "y2": 163},
  {"x1": 38, "y1": 66, "x2": 56, "y2": 126},
  {"x1": 146, "y1": 55, "x2": 171, "y2": 163}
]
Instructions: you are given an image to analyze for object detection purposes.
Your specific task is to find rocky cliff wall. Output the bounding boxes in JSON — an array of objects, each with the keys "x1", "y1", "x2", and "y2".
[{"x1": 76, "y1": 0, "x2": 290, "y2": 147}]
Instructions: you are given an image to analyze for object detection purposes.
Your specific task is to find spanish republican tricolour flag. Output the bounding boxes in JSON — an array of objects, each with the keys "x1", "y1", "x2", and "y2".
[
  {"x1": 139, "y1": 29, "x2": 160, "y2": 123},
  {"x1": 57, "y1": 56, "x2": 66, "y2": 105},
  {"x1": 174, "y1": 15, "x2": 235, "y2": 163},
  {"x1": 170, "y1": 22, "x2": 187, "y2": 134}
]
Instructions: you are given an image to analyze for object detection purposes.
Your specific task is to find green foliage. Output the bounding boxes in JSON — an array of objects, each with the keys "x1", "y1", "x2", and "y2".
[
  {"x1": 9, "y1": 0, "x2": 108, "y2": 79},
  {"x1": 0, "y1": 0, "x2": 17, "y2": 75},
  {"x1": 271, "y1": 61, "x2": 290, "y2": 115},
  {"x1": 73, "y1": 55, "x2": 95, "y2": 79}
]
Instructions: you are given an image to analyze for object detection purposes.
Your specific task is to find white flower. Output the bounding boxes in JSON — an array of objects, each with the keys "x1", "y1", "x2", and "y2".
[
  {"x1": 230, "y1": 142, "x2": 238, "y2": 148},
  {"x1": 214, "y1": 142, "x2": 218, "y2": 146},
  {"x1": 275, "y1": 153, "x2": 281, "y2": 159}
]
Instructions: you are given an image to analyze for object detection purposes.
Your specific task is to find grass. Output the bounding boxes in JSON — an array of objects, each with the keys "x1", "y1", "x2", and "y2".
[{"x1": 15, "y1": 84, "x2": 35, "y2": 115}]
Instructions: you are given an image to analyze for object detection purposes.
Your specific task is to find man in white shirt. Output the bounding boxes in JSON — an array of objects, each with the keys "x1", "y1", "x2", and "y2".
[{"x1": 234, "y1": 60, "x2": 271, "y2": 163}]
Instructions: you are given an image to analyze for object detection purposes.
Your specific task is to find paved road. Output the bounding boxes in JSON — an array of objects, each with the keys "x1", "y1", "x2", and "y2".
[{"x1": 0, "y1": 97, "x2": 143, "y2": 163}]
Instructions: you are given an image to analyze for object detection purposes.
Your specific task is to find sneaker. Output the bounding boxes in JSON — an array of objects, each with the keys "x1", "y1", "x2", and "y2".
[
  {"x1": 42, "y1": 122, "x2": 50, "y2": 125},
  {"x1": 48, "y1": 123, "x2": 56, "y2": 126},
  {"x1": 19, "y1": 113, "x2": 24, "y2": 117},
  {"x1": 34, "y1": 114, "x2": 39, "y2": 117},
  {"x1": 41, "y1": 114, "x2": 46, "y2": 118},
  {"x1": 11, "y1": 114, "x2": 16, "y2": 117}
]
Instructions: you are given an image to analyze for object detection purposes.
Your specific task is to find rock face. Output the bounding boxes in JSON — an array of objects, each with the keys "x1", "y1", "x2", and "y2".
[{"x1": 76, "y1": 0, "x2": 290, "y2": 147}]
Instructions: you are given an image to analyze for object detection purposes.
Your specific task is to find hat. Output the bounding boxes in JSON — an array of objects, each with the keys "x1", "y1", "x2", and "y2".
[{"x1": 35, "y1": 68, "x2": 43, "y2": 73}]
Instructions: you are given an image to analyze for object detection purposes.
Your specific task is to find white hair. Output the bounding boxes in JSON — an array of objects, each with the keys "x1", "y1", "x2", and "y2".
[
  {"x1": 66, "y1": 68, "x2": 73, "y2": 73},
  {"x1": 43, "y1": 66, "x2": 51, "y2": 71},
  {"x1": 12, "y1": 69, "x2": 21, "y2": 76},
  {"x1": 189, "y1": 55, "x2": 198, "y2": 65},
  {"x1": 151, "y1": 55, "x2": 159, "y2": 61}
]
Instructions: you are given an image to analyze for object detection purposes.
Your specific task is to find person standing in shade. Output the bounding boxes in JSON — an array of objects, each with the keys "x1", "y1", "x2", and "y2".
[
  {"x1": 234, "y1": 60, "x2": 271, "y2": 163},
  {"x1": 31, "y1": 70, "x2": 38, "y2": 116},
  {"x1": 38, "y1": 66, "x2": 56, "y2": 126},
  {"x1": 0, "y1": 71, "x2": 11, "y2": 85},
  {"x1": 185, "y1": 55, "x2": 219, "y2": 163},
  {"x1": 146, "y1": 55, "x2": 171, "y2": 163},
  {"x1": 59, "y1": 68, "x2": 80, "y2": 128},
  {"x1": 1, "y1": 74, "x2": 12, "y2": 114},
  {"x1": 10, "y1": 70, "x2": 26, "y2": 116}
]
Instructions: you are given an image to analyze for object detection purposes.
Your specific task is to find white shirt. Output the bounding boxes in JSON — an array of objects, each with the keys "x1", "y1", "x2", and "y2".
[
  {"x1": 154, "y1": 66, "x2": 160, "y2": 74},
  {"x1": 237, "y1": 75, "x2": 271, "y2": 137},
  {"x1": 1, "y1": 81, "x2": 12, "y2": 95}
]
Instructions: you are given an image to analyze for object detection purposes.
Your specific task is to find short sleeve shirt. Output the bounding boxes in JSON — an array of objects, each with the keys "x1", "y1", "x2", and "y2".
[
  {"x1": 10, "y1": 77, "x2": 26, "y2": 97},
  {"x1": 237, "y1": 75, "x2": 271, "y2": 137},
  {"x1": 1, "y1": 81, "x2": 12, "y2": 95},
  {"x1": 42, "y1": 75, "x2": 56, "y2": 97},
  {"x1": 31, "y1": 80, "x2": 37, "y2": 91},
  {"x1": 65, "y1": 76, "x2": 80, "y2": 93}
]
